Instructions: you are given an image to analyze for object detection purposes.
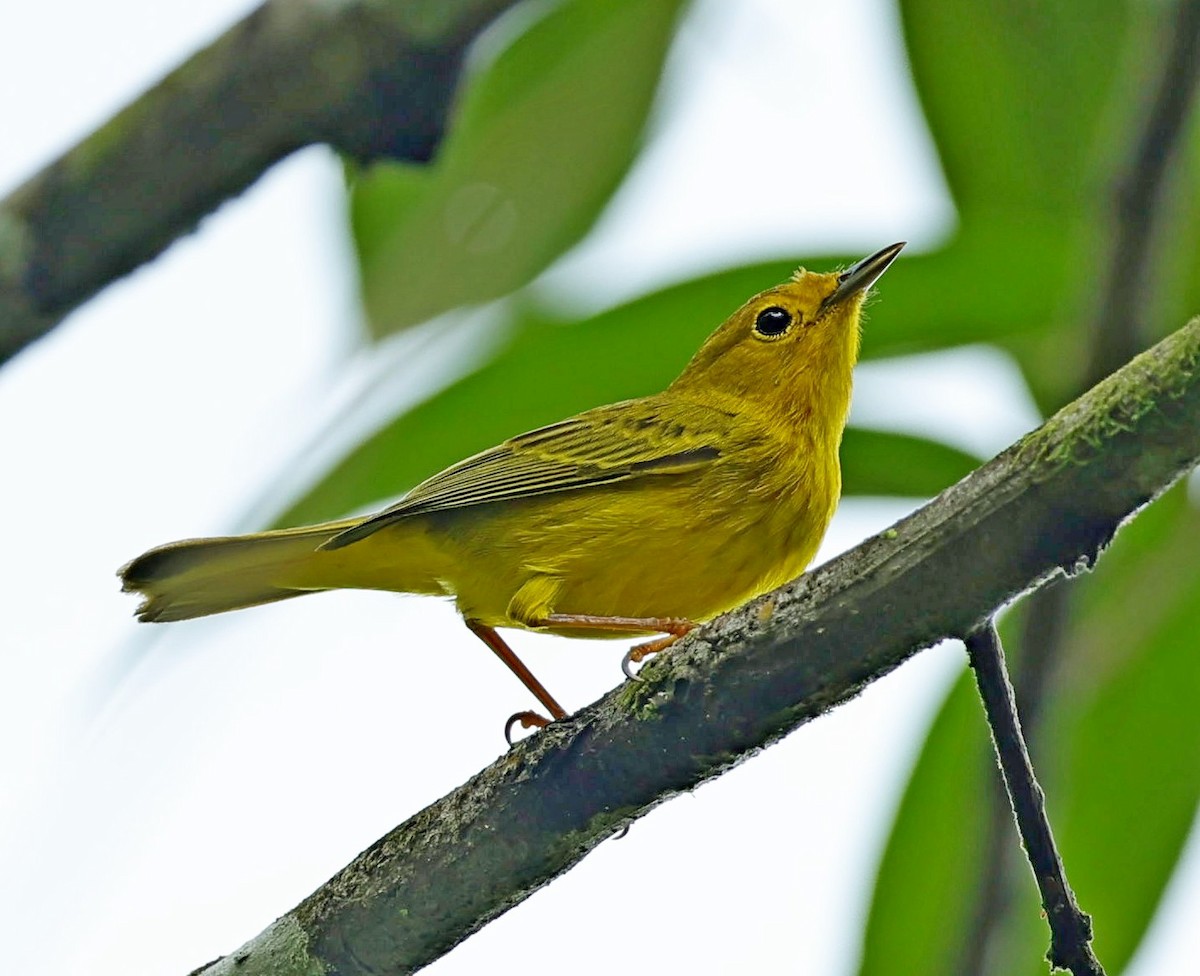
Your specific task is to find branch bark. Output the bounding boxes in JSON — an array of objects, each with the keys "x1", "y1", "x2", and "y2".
[
  {"x1": 965, "y1": 623, "x2": 1104, "y2": 976},
  {"x1": 0, "y1": 0, "x2": 521, "y2": 365},
  {"x1": 186, "y1": 316, "x2": 1200, "y2": 975}
]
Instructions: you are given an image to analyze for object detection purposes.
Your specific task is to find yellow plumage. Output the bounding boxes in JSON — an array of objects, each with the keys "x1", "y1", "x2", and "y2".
[{"x1": 121, "y1": 244, "x2": 904, "y2": 723}]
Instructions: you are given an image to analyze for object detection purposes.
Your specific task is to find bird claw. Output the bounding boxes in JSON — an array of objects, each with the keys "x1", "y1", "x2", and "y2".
[
  {"x1": 505, "y1": 710, "x2": 550, "y2": 746},
  {"x1": 621, "y1": 631, "x2": 682, "y2": 681}
]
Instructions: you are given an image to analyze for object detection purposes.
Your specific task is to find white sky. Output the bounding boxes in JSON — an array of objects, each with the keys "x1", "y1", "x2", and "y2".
[{"x1": 0, "y1": 1, "x2": 1195, "y2": 974}]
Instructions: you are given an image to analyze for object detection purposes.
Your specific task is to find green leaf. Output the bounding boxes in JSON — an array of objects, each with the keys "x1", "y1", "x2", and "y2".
[
  {"x1": 897, "y1": 0, "x2": 1138, "y2": 219},
  {"x1": 857, "y1": 663, "x2": 994, "y2": 976},
  {"x1": 859, "y1": 220, "x2": 1070, "y2": 362},
  {"x1": 895, "y1": 1, "x2": 1200, "y2": 415},
  {"x1": 841, "y1": 428, "x2": 980, "y2": 498},
  {"x1": 350, "y1": 0, "x2": 686, "y2": 339},
  {"x1": 858, "y1": 484, "x2": 1200, "y2": 976}
]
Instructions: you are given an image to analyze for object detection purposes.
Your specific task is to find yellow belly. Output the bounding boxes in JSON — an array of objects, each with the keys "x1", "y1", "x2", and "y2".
[{"x1": 411, "y1": 449, "x2": 839, "y2": 635}]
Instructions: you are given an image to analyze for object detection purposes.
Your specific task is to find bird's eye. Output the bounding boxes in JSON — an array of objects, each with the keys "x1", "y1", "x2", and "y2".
[{"x1": 754, "y1": 306, "x2": 792, "y2": 338}]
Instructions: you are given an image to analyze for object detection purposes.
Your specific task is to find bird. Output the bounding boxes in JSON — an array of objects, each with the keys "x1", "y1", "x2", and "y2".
[{"x1": 121, "y1": 242, "x2": 905, "y2": 735}]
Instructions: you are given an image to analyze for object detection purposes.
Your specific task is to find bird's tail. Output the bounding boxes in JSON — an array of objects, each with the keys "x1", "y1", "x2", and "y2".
[{"x1": 119, "y1": 518, "x2": 364, "y2": 622}]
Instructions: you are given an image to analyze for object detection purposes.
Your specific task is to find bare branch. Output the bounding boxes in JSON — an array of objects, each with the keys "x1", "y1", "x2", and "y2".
[
  {"x1": 184, "y1": 316, "x2": 1200, "y2": 975},
  {"x1": 965, "y1": 622, "x2": 1104, "y2": 976},
  {"x1": 0, "y1": 0, "x2": 521, "y2": 364}
]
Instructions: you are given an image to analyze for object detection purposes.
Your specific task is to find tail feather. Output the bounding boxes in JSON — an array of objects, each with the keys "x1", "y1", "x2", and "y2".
[{"x1": 120, "y1": 519, "x2": 361, "y2": 622}]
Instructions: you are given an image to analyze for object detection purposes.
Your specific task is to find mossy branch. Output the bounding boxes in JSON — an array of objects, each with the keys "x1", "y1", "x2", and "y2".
[
  {"x1": 185, "y1": 316, "x2": 1200, "y2": 976},
  {"x1": 0, "y1": 0, "x2": 521, "y2": 365}
]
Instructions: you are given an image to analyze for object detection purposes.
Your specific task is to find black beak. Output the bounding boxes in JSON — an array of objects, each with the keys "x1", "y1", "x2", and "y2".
[{"x1": 819, "y1": 242, "x2": 906, "y2": 313}]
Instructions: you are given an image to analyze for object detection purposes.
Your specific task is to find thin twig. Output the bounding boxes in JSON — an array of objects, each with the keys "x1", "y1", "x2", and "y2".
[
  {"x1": 965, "y1": 622, "x2": 1105, "y2": 976},
  {"x1": 959, "y1": 581, "x2": 1071, "y2": 972}
]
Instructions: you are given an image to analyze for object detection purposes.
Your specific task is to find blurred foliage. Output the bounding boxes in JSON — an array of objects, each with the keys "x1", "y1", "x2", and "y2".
[
  {"x1": 349, "y1": 0, "x2": 685, "y2": 339},
  {"x1": 857, "y1": 1, "x2": 1200, "y2": 973},
  {"x1": 860, "y1": 486, "x2": 1200, "y2": 976},
  {"x1": 268, "y1": 0, "x2": 1200, "y2": 972}
]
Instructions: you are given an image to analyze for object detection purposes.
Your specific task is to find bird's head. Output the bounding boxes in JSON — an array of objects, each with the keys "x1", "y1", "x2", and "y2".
[{"x1": 670, "y1": 242, "x2": 905, "y2": 423}]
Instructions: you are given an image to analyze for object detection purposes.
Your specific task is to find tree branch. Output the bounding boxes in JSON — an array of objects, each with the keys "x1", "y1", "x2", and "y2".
[
  {"x1": 960, "y1": 579, "x2": 1071, "y2": 974},
  {"x1": 0, "y1": 0, "x2": 521, "y2": 365},
  {"x1": 184, "y1": 316, "x2": 1200, "y2": 976},
  {"x1": 965, "y1": 622, "x2": 1104, "y2": 976}
]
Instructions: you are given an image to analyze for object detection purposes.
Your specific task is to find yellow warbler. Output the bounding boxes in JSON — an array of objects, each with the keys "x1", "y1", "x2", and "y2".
[{"x1": 121, "y1": 243, "x2": 904, "y2": 730}]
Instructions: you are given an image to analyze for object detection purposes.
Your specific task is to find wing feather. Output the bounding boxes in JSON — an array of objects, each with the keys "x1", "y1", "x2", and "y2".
[{"x1": 321, "y1": 397, "x2": 736, "y2": 550}]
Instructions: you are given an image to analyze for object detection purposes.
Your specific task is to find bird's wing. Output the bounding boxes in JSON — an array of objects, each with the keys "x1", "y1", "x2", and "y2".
[{"x1": 321, "y1": 397, "x2": 735, "y2": 550}]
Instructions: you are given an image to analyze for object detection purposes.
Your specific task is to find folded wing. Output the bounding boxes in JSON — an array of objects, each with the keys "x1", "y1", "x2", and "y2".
[{"x1": 321, "y1": 396, "x2": 738, "y2": 550}]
